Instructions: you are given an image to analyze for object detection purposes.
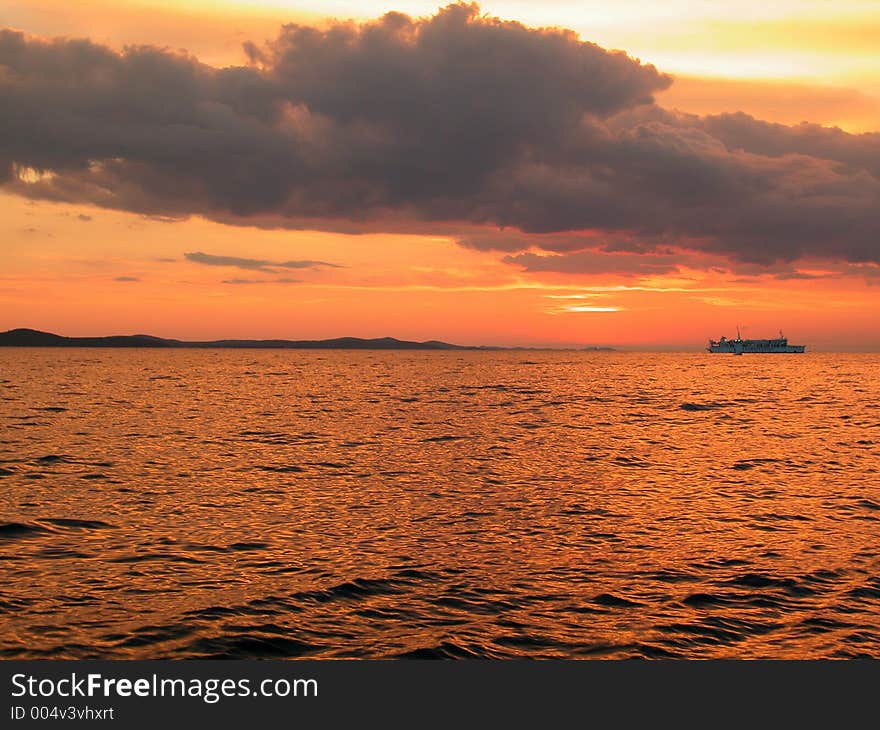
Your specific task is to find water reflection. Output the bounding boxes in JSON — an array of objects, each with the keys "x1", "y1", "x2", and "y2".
[{"x1": 0, "y1": 349, "x2": 878, "y2": 658}]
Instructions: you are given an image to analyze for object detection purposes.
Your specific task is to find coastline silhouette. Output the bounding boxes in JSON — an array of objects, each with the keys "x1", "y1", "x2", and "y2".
[{"x1": 0, "y1": 329, "x2": 614, "y2": 351}]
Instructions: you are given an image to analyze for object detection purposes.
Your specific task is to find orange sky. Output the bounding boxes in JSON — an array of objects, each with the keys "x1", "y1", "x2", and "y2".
[{"x1": 1, "y1": 0, "x2": 879, "y2": 349}]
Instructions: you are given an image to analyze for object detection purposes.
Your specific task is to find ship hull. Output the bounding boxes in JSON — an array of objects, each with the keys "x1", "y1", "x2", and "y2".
[{"x1": 707, "y1": 343, "x2": 805, "y2": 354}]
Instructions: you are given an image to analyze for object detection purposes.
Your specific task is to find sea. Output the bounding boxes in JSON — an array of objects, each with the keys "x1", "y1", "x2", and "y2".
[{"x1": 1, "y1": 349, "x2": 878, "y2": 659}]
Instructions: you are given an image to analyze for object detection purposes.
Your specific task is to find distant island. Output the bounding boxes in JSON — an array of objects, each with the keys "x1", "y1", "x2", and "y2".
[
  {"x1": 0, "y1": 328, "x2": 615, "y2": 351},
  {"x1": 0, "y1": 328, "x2": 471, "y2": 350}
]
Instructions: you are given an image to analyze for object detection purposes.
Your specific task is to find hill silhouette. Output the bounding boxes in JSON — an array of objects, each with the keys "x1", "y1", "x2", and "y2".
[{"x1": 0, "y1": 328, "x2": 477, "y2": 350}]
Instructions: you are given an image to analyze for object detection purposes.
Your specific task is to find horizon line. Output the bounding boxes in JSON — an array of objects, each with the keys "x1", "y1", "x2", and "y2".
[{"x1": 1, "y1": 327, "x2": 878, "y2": 352}]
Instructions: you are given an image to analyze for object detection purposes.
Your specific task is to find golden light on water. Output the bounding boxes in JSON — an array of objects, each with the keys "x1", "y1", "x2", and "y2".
[{"x1": 2, "y1": 348, "x2": 879, "y2": 658}]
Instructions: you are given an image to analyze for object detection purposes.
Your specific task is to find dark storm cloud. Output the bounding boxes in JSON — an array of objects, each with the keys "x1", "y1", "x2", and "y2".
[
  {"x1": 2, "y1": 3, "x2": 880, "y2": 266},
  {"x1": 113, "y1": 275, "x2": 141, "y2": 282},
  {"x1": 697, "y1": 112, "x2": 880, "y2": 178},
  {"x1": 184, "y1": 251, "x2": 338, "y2": 272}
]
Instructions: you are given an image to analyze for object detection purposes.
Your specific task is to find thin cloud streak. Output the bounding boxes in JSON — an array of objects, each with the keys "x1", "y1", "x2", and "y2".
[
  {"x1": 559, "y1": 306, "x2": 622, "y2": 312},
  {"x1": 184, "y1": 251, "x2": 340, "y2": 272}
]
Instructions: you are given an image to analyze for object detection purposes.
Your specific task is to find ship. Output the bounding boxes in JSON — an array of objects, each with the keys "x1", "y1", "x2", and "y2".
[{"x1": 707, "y1": 328, "x2": 805, "y2": 354}]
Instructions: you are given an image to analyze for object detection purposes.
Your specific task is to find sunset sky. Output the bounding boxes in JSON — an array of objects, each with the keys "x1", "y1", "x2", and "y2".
[{"x1": 1, "y1": 0, "x2": 878, "y2": 348}]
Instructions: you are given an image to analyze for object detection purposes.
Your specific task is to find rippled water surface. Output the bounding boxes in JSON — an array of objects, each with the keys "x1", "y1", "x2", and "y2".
[{"x1": 1, "y1": 349, "x2": 879, "y2": 658}]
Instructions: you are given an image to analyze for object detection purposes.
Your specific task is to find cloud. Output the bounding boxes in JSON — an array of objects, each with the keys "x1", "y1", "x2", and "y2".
[
  {"x1": 1, "y1": 3, "x2": 880, "y2": 267},
  {"x1": 221, "y1": 277, "x2": 299, "y2": 284},
  {"x1": 113, "y1": 275, "x2": 140, "y2": 281},
  {"x1": 502, "y1": 241, "x2": 855, "y2": 279},
  {"x1": 504, "y1": 250, "x2": 682, "y2": 277},
  {"x1": 770, "y1": 271, "x2": 829, "y2": 280},
  {"x1": 184, "y1": 251, "x2": 338, "y2": 272}
]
